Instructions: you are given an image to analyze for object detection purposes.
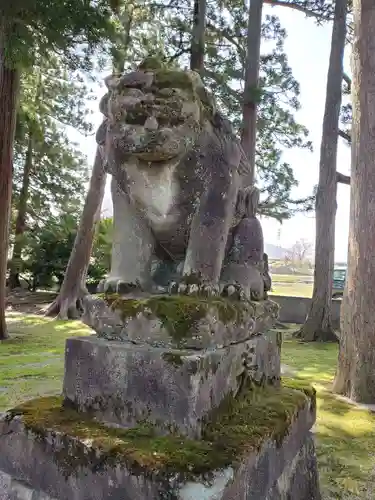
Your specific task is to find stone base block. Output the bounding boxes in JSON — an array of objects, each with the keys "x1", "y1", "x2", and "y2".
[
  {"x1": 0, "y1": 383, "x2": 320, "y2": 500},
  {"x1": 81, "y1": 294, "x2": 279, "y2": 349},
  {"x1": 62, "y1": 331, "x2": 281, "y2": 438}
]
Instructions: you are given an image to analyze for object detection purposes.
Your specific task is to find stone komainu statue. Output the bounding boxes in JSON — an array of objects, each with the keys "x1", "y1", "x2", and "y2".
[{"x1": 96, "y1": 58, "x2": 271, "y2": 300}]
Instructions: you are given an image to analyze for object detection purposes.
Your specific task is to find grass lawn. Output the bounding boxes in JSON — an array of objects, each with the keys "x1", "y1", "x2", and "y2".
[
  {"x1": 0, "y1": 312, "x2": 91, "y2": 410},
  {"x1": 270, "y1": 274, "x2": 313, "y2": 298},
  {"x1": 1, "y1": 314, "x2": 374, "y2": 499}
]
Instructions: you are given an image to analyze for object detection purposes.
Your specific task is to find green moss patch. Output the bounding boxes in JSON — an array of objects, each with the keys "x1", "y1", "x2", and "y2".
[
  {"x1": 137, "y1": 58, "x2": 215, "y2": 121},
  {"x1": 104, "y1": 294, "x2": 256, "y2": 341},
  {"x1": 6, "y1": 383, "x2": 314, "y2": 478}
]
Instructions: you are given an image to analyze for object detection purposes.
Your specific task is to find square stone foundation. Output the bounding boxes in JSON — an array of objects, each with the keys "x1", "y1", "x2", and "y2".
[
  {"x1": 63, "y1": 330, "x2": 281, "y2": 438},
  {"x1": 0, "y1": 383, "x2": 320, "y2": 500}
]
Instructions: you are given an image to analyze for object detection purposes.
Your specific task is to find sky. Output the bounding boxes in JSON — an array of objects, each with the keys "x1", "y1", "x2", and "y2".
[{"x1": 73, "y1": 5, "x2": 352, "y2": 262}]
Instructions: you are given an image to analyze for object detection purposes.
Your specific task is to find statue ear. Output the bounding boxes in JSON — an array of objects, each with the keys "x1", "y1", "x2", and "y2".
[
  {"x1": 99, "y1": 93, "x2": 109, "y2": 117},
  {"x1": 235, "y1": 189, "x2": 246, "y2": 217},
  {"x1": 243, "y1": 186, "x2": 260, "y2": 217}
]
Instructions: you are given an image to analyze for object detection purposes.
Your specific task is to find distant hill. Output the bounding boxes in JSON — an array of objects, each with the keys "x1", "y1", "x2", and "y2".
[{"x1": 265, "y1": 243, "x2": 288, "y2": 260}]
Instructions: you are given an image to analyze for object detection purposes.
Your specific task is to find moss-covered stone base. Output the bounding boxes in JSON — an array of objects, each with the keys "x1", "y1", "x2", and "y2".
[
  {"x1": 84, "y1": 293, "x2": 279, "y2": 349},
  {"x1": 0, "y1": 380, "x2": 319, "y2": 499},
  {"x1": 4, "y1": 381, "x2": 314, "y2": 478}
]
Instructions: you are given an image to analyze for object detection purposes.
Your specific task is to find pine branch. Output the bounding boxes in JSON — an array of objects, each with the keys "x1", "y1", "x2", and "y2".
[
  {"x1": 343, "y1": 72, "x2": 352, "y2": 88},
  {"x1": 339, "y1": 129, "x2": 351, "y2": 143},
  {"x1": 265, "y1": 0, "x2": 333, "y2": 21},
  {"x1": 336, "y1": 172, "x2": 350, "y2": 185}
]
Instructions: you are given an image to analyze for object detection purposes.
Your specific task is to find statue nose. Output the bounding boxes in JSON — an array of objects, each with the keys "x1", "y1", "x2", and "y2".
[{"x1": 144, "y1": 116, "x2": 158, "y2": 131}]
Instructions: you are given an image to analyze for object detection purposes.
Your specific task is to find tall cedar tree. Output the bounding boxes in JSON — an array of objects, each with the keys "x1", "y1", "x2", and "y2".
[
  {"x1": 0, "y1": 0, "x2": 118, "y2": 339},
  {"x1": 333, "y1": 0, "x2": 375, "y2": 403},
  {"x1": 241, "y1": 0, "x2": 264, "y2": 185},
  {"x1": 0, "y1": 20, "x2": 19, "y2": 340},
  {"x1": 190, "y1": 0, "x2": 207, "y2": 73},
  {"x1": 295, "y1": 0, "x2": 348, "y2": 342}
]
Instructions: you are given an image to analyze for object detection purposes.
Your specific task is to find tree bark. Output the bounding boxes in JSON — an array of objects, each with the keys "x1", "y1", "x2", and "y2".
[
  {"x1": 241, "y1": 0, "x2": 263, "y2": 186},
  {"x1": 45, "y1": 148, "x2": 106, "y2": 319},
  {"x1": 333, "y1": 0, "x2": 375, "y2": 403},
  {"x1": 295, "y1": 0, "x2": 347, "y2": 342},
  {"x1": 8, "y1": 131, "x2": 33, "y2": 289},
  {"x1": 0, "y1": 24, "x2": 20, "y2": 340},
  {"x1": 190, "y1": 0, "x2": 207, "y2": 73}
]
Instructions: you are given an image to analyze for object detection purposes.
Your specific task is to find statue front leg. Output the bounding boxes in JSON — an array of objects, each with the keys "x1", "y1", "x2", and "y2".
[
  {"x1": 101, "y1": 178, "x2": 155, "y2": 294},
  {"x1": 178, "y1": 158, "x2": 240, "y2": 295}
]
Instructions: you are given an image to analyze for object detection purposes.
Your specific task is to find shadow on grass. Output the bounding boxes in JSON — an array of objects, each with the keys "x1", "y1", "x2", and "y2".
[
  {"x1": 316, "y1": 420, "x2": 375, "y2": 498},
  {"x1": 281, "y1": 336, "x2": 337, "y2": 386},
  {"x1": 278, "y1": 328, "x2": 375, "y2": 499},
  {"x1": 317, "y1": 390, "x2": 356, "y2": 417}
]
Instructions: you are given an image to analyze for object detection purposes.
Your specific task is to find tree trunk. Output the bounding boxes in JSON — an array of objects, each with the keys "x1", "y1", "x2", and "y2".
[
  {"x1": 294, "y1": 0, "x2": 347, "y2": 342},
  {"x1": 8, "y1": 131, "x2": 33, "y2": 289},
  {"x1": 333, "y1": 0, "x2": 375, "y2": 403},
  {"x1": 241, "y1": 0, "x2": 263, "y2": 186},
  {"x1": 0, "y1": 25, "x2": 20, "y2": 340},
  {"x1": 190, "y1": 0, "x2": 207, "y2": 73},
  {"x1": 45, "y1": 148, "x2": 106, "y2": 319},
  {"x1": 112, "y1": 3, "x2": 133, "y2": 73}
]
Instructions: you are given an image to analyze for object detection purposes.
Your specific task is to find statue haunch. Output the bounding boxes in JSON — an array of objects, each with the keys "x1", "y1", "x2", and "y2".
[{"x1": 96, "y1": 58, "x2": 270, "y2": 300}]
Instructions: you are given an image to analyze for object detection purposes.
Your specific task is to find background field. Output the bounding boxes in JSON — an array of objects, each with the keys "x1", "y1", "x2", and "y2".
[{"x1": 270, "y1": 273, "x2": 313, "y2": 297}]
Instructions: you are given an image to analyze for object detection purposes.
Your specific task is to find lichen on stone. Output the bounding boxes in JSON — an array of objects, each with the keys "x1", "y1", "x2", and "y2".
[
  {"x1": 161, "y1": 351, "x2": 191, "y2": 367},
  {"x1": 6, "y1": 381, "x2": 315, "y2": 479},
  {"x1": 103, "y1": 294, "x2": 254, "y2": 341}
]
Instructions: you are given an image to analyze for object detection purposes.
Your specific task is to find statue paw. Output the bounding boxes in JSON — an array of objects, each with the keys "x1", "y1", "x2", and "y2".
[
  {"x1": 169, "y1": 280, "x2": 220, "y2": 297},
  {"x1": 221, "y1": 283, "x2": 248, "y2": 301},
  {"x1": 101, "y1": 278, "x2": 142, "y2": 295},
  {"x1": 251, "y1": 289, "x2": 263, "y2": 301}
]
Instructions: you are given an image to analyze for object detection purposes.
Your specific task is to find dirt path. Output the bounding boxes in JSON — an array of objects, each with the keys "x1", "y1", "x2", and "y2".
[{"x1": 6, "y1": 290, "x2": 56, "y2": 315}]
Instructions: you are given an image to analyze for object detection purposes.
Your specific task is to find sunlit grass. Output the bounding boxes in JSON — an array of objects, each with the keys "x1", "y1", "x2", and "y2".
[
  {"x1": 270, "y1": 274, "x2": 312, "y2": 283},
  {"x1": 270, "y1": 281, "x2": 313, "y2": 298},
  {"x1": 281, "y1": 326, "x2": 375, "y2": 499},
  {"x1": 0, "y1": 313, "x2": 91, "y2": 409}
]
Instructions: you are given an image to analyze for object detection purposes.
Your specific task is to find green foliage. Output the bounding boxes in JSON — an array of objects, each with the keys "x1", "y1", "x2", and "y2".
[
  {"x1": 16, "y1": 214, "x2": 112, "y2": 291},
  {"x1": 2, "y1": 0, "x2": 117, "y2": 71},
  {"x1": 10, "y1": 54, "x2": 93, "y2": 274},
  {"x1": 12, "y1": 131, "x2": 89, "y2": 226},
  {"x1": 340, "y1": 77, "x2": 352, "y2": 146},
  {"x1": 87, "y1": 217, "x2": 113, "y2": 284},
  {"x1": 23, "y1": 209, "x2": 80, "y2": 290}
]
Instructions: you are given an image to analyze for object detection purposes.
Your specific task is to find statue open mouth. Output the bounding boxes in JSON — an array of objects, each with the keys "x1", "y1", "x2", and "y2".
[{"x1": 117, "y1": 125, "x2": 184, "y2": 162}]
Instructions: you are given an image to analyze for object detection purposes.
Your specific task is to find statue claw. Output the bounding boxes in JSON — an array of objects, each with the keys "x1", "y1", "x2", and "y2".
[
  {"x1": 169, "y1": 280, "x2": 219, "y2": 297},
  {"x1": 221, "y1": 283, "x2": 248, "y2": 301},
  {"x1": 102, "y1": 278, "x2": 142, "y2": 295}
]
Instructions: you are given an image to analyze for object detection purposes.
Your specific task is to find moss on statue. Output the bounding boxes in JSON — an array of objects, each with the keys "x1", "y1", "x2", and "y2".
[
  {"x1": 6, "y1": 381, "x2": 315, "y2": 479},
  {"x1": 282, "y1": 377, "x2": 317, "y2": 412},
  {"x1": 161, "y1": 351, "x2": 191, "y2": 367},
  {"x1": 103, "y1": 294, "x2": 256, "y2": 341},
  {"x1": 138, "y1": 57, "x2": 215, "y2": 120}
]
